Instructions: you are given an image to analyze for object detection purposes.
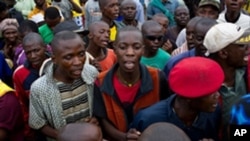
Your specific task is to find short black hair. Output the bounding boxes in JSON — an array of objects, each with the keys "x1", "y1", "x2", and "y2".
[
  {"x1": 51, "y1": 31, "x2": 81, "y2": 53},
  {"x1": 22, "y1": 32, "x2": 45, "y2": 48},
  {"x1": 114, "y1": 25, "x2": 142, "y2": 45},
  {"x1": 98, "y1": 0, "x2": 109, "y2": 9},
  {"x1": 19, "y1": 20, "x2": 39, "y2": 34},
  {"x1": 141, "y1": 20, "x2": 161, "y2": 34},
  {"x1": 44, "y1": 6, "x2": 61, "y2": 20}
]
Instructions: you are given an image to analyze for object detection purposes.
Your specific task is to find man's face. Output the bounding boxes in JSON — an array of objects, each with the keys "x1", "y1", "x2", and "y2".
[
  {"x1": 23, "y1": 41, "x2": 47, "y2": 68},
  {"x1": 143, "y1": 26, "x2": 164, "y2": 55},
  {"x1": 152, "y1": 16, "x2": 169, "y2": 34},
  {"x1": 102, "y1": 0, "x2": 119, "y2": 20},
  {"x1": 197, "y1": 5, "x2": 219, "y2": 19},
  {"x1": 225, "y1": 43, "x2": 249, "y2": 67},
  {"x1": 174, "y1": 7, "x2": 190, "y2": 27},
  {"x1": 114, "y1": 31, "x2": 144, "y2": 73},
  {"x1": 190, "y1": 91, "x2": 220, "y2": 113},
  {"x1": 194, "y1": 25, "x2": 212, "y2": 56},
  {"x1": 52, "y1": 37, "x2": 86, "y2": 83},
  {"x1": 186, "y1": 22, "x2": 196, "y2": 50},
  {"x1": 225, "y1": 0, "x2": 245, "y2": 12},
  {"x1": 90, "y1": 23, "x2": 110, "y2": 48},
  {"x1": 3, "y1": 29, "x2": 18, "y2": 43},
  {"x1": 34, "y1": 0, "x2": 45, "y2": 7},
  {"x1": 120, "y1": 2, "x2": 136, "y2": 21},
  {"x1": 45, "y1": 17, "x2": 61, "y2": 29}
]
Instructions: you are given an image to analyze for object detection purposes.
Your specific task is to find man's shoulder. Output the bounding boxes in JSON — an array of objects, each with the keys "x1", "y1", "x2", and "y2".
[
  {"x1": 138, "y1": 98, "x2": 170, "y2": 116},
  {"x1": 30, "y1": 75, "x2": 49, "y2": 93}
]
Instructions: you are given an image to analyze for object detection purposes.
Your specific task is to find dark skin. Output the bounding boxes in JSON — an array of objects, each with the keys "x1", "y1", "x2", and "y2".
[
  {"x1": 87, "y1": 21, "x2": 110, "y2": 72},
  {"x1": 120, "y1": 0, "x2": 137, "y2": 27},
  {"x1": 100, "y1": 0, "x2": 119, "y2": 27},
  {"x1": 87, "y1": 22, "x2": 109, "y2": 61},
  {"x1": 224, "y1": 0, "x2": 245, "y2": 23},
  {"x1": 211, "y1": 43, "x2": 249, "y2": 87},
  {"x1": 173, "y1": 93, "x2": 220, "y2": 141},
  {"x1": 101, "y1": 30, "x2": 144, "y2": 141}
]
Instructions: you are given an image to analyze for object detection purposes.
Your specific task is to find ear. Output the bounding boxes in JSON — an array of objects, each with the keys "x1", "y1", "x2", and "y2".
[
  {"x1": 51, "y1": 53, "x2": 56, "y2": 64},
  {"x1": 88, "y1": 33, "x2": 93, "y2": 39},
  {"x1": 218, "y1": 49, "x2": 228, "y2": 59}
]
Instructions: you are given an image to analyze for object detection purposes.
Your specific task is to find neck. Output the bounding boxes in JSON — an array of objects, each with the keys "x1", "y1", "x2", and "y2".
[
  {"x1": 54, "y1": 66, "x2": 74, "y2": 84},
  {"x1": 101, "y1": 17, "x2": 114, "y2": 27},
  {"x1": 225, "y1": 10, "x2": 240, "y2": 23},
  {"x1": 116, "y1": 66, "x2": 140, "y2": 87},
  {"x1": 173, "y1": 97, "x2": 198, "y2": 126},
  {"x1": 144, "y1": 48, "x2": 157, "y2": 57},
  {"x1": 123, "y1": 19, "x2": 137, "y2": 26},
  {"x1": 216, "y1": 59, "x2": 236, "y2": 87},
  {"x1": 87, "y1": 43, "x2": 104, "y2": 59}
]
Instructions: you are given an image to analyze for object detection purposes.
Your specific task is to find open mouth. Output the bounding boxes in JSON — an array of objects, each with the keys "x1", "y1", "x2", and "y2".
[{"x1": 124, "y1": 61, "x2": 135, "y2": 70}]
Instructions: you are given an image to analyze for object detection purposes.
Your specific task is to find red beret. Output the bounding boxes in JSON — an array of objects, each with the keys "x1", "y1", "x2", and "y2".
[{"x1": 169, "y1": 57, "x2": 224, "y2": 98}]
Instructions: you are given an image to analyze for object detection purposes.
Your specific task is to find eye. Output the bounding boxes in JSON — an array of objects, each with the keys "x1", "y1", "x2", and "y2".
[
  {"x1": 64, "y1": 55, "x2": 72, "y2": 60},
  {"x1": 119, "y1": 44, "x2": 126, "y2": 50},
  {"x1": 134, "y1": 44, "x2": 142, "y2": 50},
  {"x1": 79, "y1": 51, "x2": 85, "y2": 57}
]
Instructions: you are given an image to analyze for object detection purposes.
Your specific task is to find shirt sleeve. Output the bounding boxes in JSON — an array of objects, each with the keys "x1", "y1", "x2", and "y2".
[{"x1": 28, "y1": 83, "x2": 47, "y2": 130}]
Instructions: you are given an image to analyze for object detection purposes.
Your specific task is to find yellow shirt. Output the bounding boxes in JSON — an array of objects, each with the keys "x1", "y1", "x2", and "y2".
[
  {"x1": 110, "y1": 25, "x2": 117, "y2": 42},
  {"x1": 72, "y1": 0, "x2": 83, "y2": 17},
  {"x1": 0, "y1": 80, "x2": 14, "y2": 97},
  {"x1": 243, "y1": 2, "x2": 250, "y2": 14}
]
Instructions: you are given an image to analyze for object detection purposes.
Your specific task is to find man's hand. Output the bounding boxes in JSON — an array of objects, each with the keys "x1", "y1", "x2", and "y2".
[
  {"x1": 84, "y1": 117, "x2": 99, "y2": 125},
  {"x1": 90, "y1": 59, "x2": 102, "y2": 72},
  {"x1": 125, "y1": 128, "x2": 141, "y2": 141},
  {"x1": 162, "y1": 39, "x2": 173, "y2": 53}
]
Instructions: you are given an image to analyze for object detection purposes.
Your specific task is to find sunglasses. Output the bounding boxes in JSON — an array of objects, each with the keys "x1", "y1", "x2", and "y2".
[{"x1": 144, "y1": 35, "x2": 163, "y2": 41}]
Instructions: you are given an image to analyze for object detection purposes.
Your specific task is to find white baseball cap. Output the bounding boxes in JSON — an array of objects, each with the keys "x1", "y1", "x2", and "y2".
[{"x1": 204, "y1": 23, "x2": 250, "y2": 56}]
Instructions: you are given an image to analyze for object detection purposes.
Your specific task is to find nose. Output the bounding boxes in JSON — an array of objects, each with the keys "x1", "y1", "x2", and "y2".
[
  {"x1": 126, "y1": 46, "x2": 135, "y2": 56},
  {"x1": 114, "y1": 5, "x2": 119, "y2": 12},
  {"x1": 212, "y1": 91, "x2": 220, "y2": 99},
  {"x1": 72, "y1": 57, "x2": 82, "y2": 66},
  {"x1": 30, "y1": 52, "x2": 36, "y2": 59},
  {"x1": 104, "y1": 31, "x2": 109, "y2": 38}
]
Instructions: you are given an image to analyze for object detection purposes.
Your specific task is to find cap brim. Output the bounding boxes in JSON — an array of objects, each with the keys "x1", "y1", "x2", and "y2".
[
  {"x1": 73, "y1": 29, "x2": 89, "y2": 36},
  {"x1": 235, "y1": 28, "x2": 250, "y2": 44}
]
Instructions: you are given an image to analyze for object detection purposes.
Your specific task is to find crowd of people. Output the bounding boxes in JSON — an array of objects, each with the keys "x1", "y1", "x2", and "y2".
[{"x1": 0, "y1": 0, "x2": 250, "y2": 141}]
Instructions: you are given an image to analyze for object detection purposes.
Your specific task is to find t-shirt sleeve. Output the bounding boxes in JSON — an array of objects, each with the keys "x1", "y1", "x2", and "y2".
[{"x1": 0, "y1": 92, "x2": 23, "y2": 131}]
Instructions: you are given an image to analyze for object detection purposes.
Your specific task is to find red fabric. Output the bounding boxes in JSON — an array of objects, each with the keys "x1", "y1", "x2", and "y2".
[
  {"x1": 0, "y1": 92, "x2": 24, "y2": 141},
  {"x1": 13, "y1": 65, "x2": 36, "y2": 139},
  {"x1": 113, "y1": 74, "x2": 141, "y2": 105},
  {"x1": 169, "y1": 57, "x2": 224, "y2": 98}
]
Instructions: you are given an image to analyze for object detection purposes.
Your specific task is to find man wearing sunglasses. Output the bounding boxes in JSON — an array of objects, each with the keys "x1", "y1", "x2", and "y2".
[{"x1": 140, "y1": 20, "x2": 171, "y2": 70}]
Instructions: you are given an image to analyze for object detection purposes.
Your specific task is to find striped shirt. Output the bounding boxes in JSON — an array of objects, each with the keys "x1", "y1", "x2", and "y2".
[{"x1": 57, "y1": 78, "x2": 90, "y2": 124}]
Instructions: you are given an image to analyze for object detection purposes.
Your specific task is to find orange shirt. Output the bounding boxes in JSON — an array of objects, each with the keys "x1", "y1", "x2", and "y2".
[{"x1": 99, "y1": 49, "x2": 117, "y2": 71}]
